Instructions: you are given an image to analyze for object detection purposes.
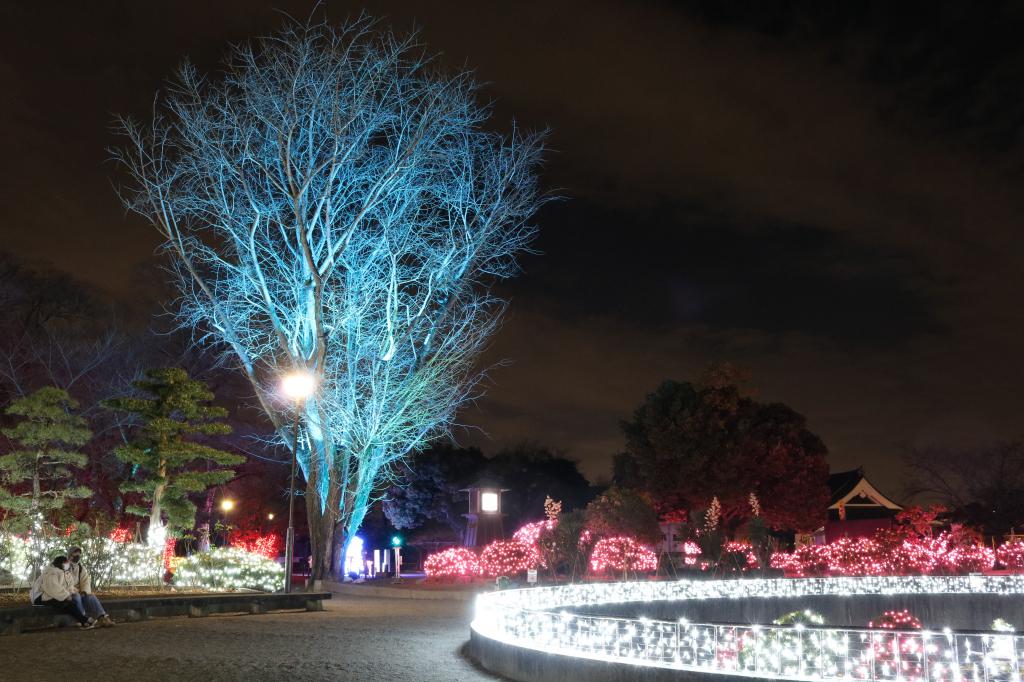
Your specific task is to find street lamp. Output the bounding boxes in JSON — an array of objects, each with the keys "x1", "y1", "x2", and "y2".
[
  {"x1": 220, "y1": 499, "x2": 235, "y2": 512},
  {"x1": 281, "y1": 370, "x2": 315, "y2": 593}
]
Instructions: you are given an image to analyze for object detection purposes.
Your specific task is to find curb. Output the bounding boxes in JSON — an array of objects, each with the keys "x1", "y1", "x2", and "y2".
[{"x1": 325, "y1": 580, "x2": 480, "y2": 601}]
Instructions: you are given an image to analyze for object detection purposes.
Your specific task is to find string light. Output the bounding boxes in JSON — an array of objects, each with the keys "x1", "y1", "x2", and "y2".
[
  {"x1": 479, "y1": 540, "x2": 540, "y2": 577},
  {"x1": 173, "y1": 547, "x2": 284, "y2": 591},
  {"x1": 997, "y1": 541, "x2": 1024, "y2": 570},
  {"x1": 770, "y1": 532, "x2": 999, "y2": 577},
  {"x1": 869, "y1": 609, "x2": 923, "y2": 630},
  {"x1": 108, "y1": 526, "x2": 133, "y2": 543},
  {"x1": 472, "y1": 575, "x2": 1024, "y2": 681},
  {"x1": 721, "y1": 541, "x2": 759, "y2": 570},
  {"x1": 589, "y1": 536, "x2": 658, "y2": 574},
  {"x1": 424, "y1": 547, "x2": 480, "y2": 578},
  {"x1": 0, "y1": 531, "x2": 163, "y2": 589},
  {"x1": 228, "y1": 530, "x2": 282, "y2": 560}
]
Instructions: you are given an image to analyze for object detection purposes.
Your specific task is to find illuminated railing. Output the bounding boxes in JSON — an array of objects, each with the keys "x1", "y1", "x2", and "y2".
[{"x1": 471, "y1": 576, "x2": 1024, "y2": 681}]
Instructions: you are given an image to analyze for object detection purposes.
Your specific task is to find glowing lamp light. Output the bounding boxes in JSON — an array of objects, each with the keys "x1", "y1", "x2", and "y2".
[
  {"x1": 220, "y1": 499, "x2": 235, "y2": 512},
  {"x1": 481, "y1": 492, "x2": 499, "y2": 512},
  {"x1": 267, "y1": 512, "x2": 275, "y2": 520},
  {"x1": 391, "y1": 535, "x2": 403, "y2": 548},
  {"x1": 344, "y1": 535, "x2": 365, "y2": 575},
  {"x1": 281, "y1": 372, "x2": 316, "y2": 400}
]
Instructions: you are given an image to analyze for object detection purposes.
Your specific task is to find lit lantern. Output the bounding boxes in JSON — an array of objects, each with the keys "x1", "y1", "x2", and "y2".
[{"x1": 461, "y1": 477, "x2": 508, "y2": 548}]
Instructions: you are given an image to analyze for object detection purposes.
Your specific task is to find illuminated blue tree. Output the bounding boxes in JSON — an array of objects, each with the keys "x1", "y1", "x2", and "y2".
[{"x1": 113, "y1": 17, "x2": 546, "y2": 578}]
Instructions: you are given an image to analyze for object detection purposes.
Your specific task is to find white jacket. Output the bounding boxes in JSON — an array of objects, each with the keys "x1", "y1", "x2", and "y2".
[
  {"x1": 29, "y1": 566, "x2": 73, "y2": 603},
  {"x1": 69, "y1": 561, "x2": 92, "y2": 594}
]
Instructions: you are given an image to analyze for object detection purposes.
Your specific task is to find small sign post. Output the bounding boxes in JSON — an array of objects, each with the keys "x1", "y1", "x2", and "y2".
[{"x1": 527, "y1": 569, "x2": 538, "y2": 584}]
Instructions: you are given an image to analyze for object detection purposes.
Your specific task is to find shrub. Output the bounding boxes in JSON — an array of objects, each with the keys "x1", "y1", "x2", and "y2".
[
  {"x1": 589, "y1": 536, "x2": 658, "y2": 575},
  {"x1": 173, "y1": 547, "x2": 283, "y2": 591},
  {"x1": 869, "y1": 609, "x2": 922, "y2": 630},
  {"x1": 773, "y1": 609, "x2": 825, "y2": 626},
  {"x1": 941, "y1": 543, "x2": 995, "y2": 574},
  {"x1": 997, "y1": 541, "x2": 1024, "y2": 570},
  {"x1": 0, "y1": 531, "x2": 162, "y2": 589},
  {"x1": 424, "y1": 547, "x2": 479, "y2": 578},
  {"x1": 479, "y1": 540, "x2": 538, "y2": 577},
  {"x1": 228, "y1": 530, "x2": 282, "y2": 560}
]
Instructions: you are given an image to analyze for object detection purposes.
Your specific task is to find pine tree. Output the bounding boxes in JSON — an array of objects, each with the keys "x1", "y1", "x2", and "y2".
[
  {"x1": 105, "y1": 368, "x2": 243, "y2": 544},
  {"x1": 0, "y1": 387, "x2": 92, "y2": 532}
]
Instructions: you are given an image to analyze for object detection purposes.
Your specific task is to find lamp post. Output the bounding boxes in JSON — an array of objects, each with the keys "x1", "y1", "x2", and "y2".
[
  {"x1": 217, "y1": 497, "x2": 235, "y2": 546},
  {"x1": 281, "y1": 371, "x2": 315, "y2": 593}
]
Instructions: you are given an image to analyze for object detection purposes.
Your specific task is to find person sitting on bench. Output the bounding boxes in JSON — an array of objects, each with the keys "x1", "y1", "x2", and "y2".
[
  {"x1": 29, "y1": 555, "x2": 95, "y2": 629},
  {"x1": 68, "y1": 546, "x2": 114, "y2": 627}
]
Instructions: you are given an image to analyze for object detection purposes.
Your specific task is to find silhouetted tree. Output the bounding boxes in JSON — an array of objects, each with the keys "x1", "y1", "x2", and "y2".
[
  {"x1": 584, "y1": 487, "x2": 662, "y2": 544},
  {"x1": 383, "y1": 444, "x2": 486, "y2": 536},
  {"x1": 617, "y1": 369, "x2": 829, "y2": 533},
  {"x1": 903, "y1": 442, "x2": 1024, "y2": 536},
  {"x1": 483, "y1": 442, "x2": 595, "y2": 529}
]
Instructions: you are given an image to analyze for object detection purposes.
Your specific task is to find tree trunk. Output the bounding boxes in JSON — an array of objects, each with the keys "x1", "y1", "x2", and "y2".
[
  {"x1": 197, "y1": 490, "x2": 214, "y2": 551},
  {"x1": 148, "y1": 475, "x2": 167, "y2": 547},
  {"x1": 305, "y1": 492, "x2": 339, "y2": 583},
  {"x1": 30, "y1": 470, "x2": 40, "y2": 522}
]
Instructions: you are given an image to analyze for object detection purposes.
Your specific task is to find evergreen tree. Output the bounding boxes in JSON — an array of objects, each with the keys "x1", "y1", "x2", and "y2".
[
  {"x1": 105, "y1": 368, "x2": 243, "y2": 544},
  {"x1": 0, "y1": 387, "x2": 92, "y2": 531}
]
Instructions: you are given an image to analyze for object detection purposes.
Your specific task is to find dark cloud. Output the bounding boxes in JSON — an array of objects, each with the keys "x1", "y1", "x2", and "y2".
[{"x1": 512, "y1": 200, "x2": 943, "y2": 344}]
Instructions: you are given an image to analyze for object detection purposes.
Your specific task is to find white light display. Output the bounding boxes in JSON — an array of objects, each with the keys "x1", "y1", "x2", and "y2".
[
  {"x1": 173, "y1": 547, "x2": 285, "y2": 592},
  {"x1": 0, "y1": 531, "x2": 163, "y2": 589},
  {"x1": 481, "y1": 492, "x2": 499, "y2": 513},
  {"x1": 472, "y1": 576, "x2": 1024, "y2": 681},
  {"x1": 344, "y1": 535, "x2": 365, "y2": 575}
]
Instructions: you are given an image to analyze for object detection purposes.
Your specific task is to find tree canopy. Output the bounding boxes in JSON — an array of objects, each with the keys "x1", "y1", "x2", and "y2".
[
  {"x1": 0, "y1": 387, "x2": 91, "y2": 530},
  {"x1": 105, "y1": 368, "x2": 242, "y2": 542},
  {"x1": 114, "y1": 16, "x2": 546, "y2": 578},
  {"x1": 616, "y1": 371, "x2": 829, "y2": 533},
  {"x1": 383, "y1": 441, "x2": 594, "y2": 539},
  {"x1": 382, "y1": 444, "x2": 486, "y2": 536}
]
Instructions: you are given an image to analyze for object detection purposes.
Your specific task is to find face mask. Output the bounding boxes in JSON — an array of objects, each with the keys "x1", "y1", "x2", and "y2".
[
  {"x1": 62, "y1": 563, "x2": 70, "y2": 571},
  {"x1": 71, "y1": 556, "x2": 80, "y2": 563}
]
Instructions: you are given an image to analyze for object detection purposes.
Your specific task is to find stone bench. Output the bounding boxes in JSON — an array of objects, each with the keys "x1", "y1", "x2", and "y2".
[{"x1": 0, "y1": 591, "x2": 331, "y2": 635}]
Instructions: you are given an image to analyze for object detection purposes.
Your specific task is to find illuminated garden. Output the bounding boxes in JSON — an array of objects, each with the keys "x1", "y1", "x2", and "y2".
[{"x1": 3, "y1": 5, "x2": 1024, "y2": 682}]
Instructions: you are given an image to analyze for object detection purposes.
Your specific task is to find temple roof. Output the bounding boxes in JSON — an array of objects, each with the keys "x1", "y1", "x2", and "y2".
[{"x1": 827, "y1": 467, "x2": 902, "y2": 511}]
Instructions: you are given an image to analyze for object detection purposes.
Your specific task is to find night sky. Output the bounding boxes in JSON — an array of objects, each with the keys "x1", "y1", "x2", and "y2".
[{"x1": 3, "y1": 1, "x2": 1023, "y2": 494}]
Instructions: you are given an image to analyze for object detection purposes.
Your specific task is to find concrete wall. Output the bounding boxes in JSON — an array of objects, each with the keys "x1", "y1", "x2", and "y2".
[{"x1": 469, "y1": 629, "x2": 752, "y2": 682}]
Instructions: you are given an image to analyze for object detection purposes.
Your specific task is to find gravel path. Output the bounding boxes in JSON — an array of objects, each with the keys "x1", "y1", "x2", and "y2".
[{"x1": 0, "y1": 595, "x2": 504, "y2": 681}]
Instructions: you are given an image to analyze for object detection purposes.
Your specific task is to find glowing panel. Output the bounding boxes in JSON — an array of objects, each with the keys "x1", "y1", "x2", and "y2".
[
  {"x1": 481, "y1": 492, "x2": 498, "y2": 512},
  {"x1": 344, "y1": 535, "x2": 364, "y2": 575}
]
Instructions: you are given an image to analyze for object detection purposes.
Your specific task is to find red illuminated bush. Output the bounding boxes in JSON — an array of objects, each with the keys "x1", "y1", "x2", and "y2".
[
  {"x1": 869, "y1": 609, "x2": 922, "y2": 630},
  {"x1": 109, "y1": 526, "x2": 133, "y2": 543},
  {"x1": 941, "y1": 542, "x2": 995, "y2": 573},
  {"x1": 589, "y1": 536, "x2": 658, "y2": 574},
  {"x1": 997, "y1": 541, "x2": 1024, "y2": 570},
  {"x1": 424, "y1": 547, "x2": 480, "y2": 578},
  {"x1": 479, "y1": 540, "x2": 539, "y2": 577},
  {"x1": 228, "y1": 530, "x2": 282, "y2": 560},
  {"x1": 721, "y1": 541, "x2": 759, "y2": 570}
]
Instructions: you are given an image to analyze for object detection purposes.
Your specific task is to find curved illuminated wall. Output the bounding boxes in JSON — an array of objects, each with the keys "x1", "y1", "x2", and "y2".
[{"x1": 470, "y1": 576, "x2": 1024, "y2": 681}]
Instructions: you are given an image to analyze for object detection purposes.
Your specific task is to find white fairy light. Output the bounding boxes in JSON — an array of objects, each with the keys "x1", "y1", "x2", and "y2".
[
  {"x1": 173, "y1": 547, "x2": 284, "y2": 592},
  {"x1": 471, "y1": 576, "x2": 1024, "y2": 681}
]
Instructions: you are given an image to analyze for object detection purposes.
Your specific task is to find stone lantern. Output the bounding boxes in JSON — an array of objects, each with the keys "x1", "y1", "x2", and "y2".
[{"x1": 461, "y1": 476, "x2": 508, "y2": 548}]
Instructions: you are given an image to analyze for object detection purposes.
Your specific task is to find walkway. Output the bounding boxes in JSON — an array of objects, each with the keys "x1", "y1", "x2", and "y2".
[{"x1": 0, "y1": 594, "x2": 502, "y2": 681}]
